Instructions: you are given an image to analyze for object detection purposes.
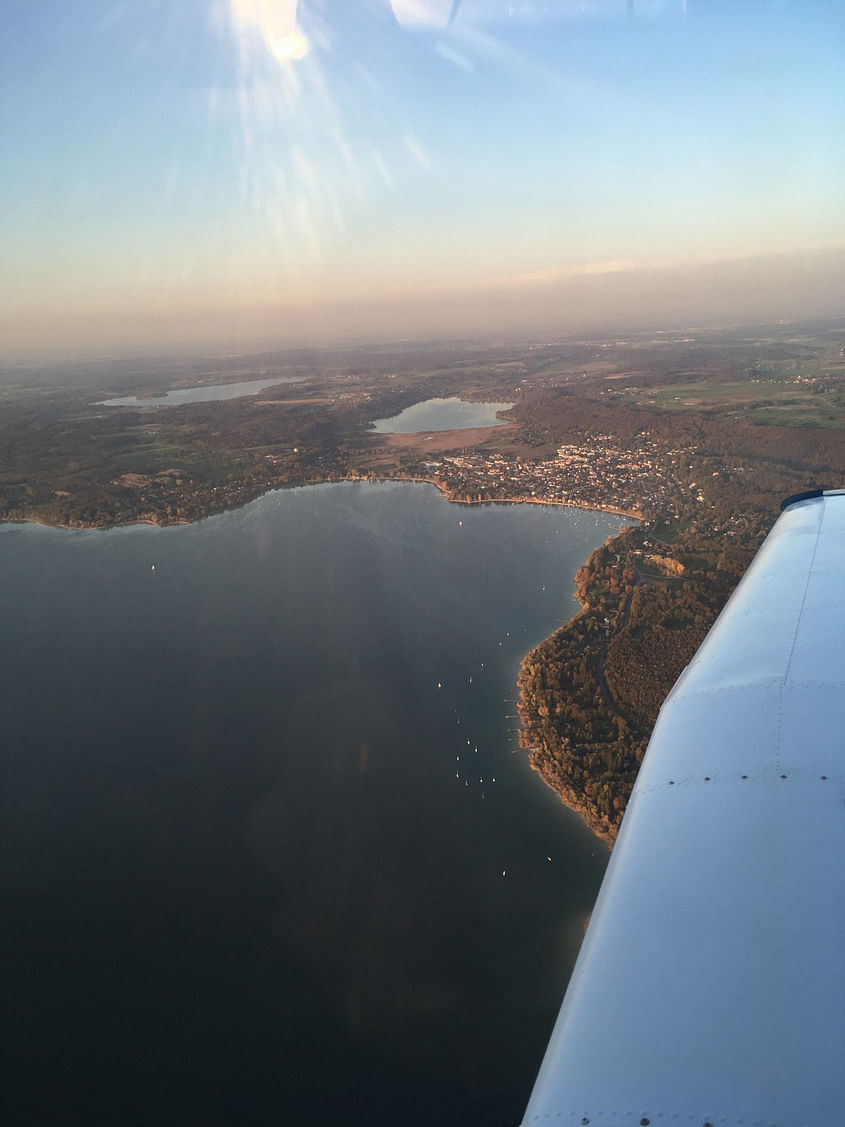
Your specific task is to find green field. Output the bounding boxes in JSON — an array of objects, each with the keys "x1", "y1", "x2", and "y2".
[{"x1": 618, "y1": 376, "x2": 845, "y2": 428}]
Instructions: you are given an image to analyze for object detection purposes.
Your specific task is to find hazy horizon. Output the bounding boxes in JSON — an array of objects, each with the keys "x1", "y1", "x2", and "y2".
[{"x1": 2, "y1": 1, "x2": 843, "y2": 356}]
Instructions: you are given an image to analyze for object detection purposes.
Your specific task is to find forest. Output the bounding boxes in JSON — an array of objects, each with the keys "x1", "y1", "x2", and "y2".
[{"x1": 517, "y1": 515, "x2": 761, "y2": 841}]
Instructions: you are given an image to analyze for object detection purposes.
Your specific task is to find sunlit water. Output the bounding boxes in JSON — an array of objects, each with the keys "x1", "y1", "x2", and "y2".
[
  {"x1": 97, "y1": 376, "x2": 299, "y2": 408},
  {"x1": 371, "y1": 397, "x2": 514, "y2": 433},
  {"x1": 0, "y1": 482, "x2": 615, "y2": 1127}
]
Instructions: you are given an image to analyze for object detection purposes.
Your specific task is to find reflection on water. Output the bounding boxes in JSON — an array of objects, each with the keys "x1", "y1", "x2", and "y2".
[
  {"x1": 0, "y1": 482, "x2": 613, "y2": 1126},
  {"x1": 97, "y1": 376, "x2": 299, "y2": 408},
  {"x1": 371, "y1": 397, "x2": 514, "y2": 433}
]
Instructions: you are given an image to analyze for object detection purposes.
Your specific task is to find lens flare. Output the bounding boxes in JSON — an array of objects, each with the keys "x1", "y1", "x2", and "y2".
[
  {"x1": 228, "y1": 0, "x2": 309, "y2": 64},
  {"x1": 272, "y1": 28, "x2": 310, "y2": 61}
]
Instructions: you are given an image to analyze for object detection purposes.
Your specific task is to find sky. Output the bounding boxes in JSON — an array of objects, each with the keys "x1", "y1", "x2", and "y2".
[{"x1": 1, "y1": 0, "x2": 844, "y2": 355}]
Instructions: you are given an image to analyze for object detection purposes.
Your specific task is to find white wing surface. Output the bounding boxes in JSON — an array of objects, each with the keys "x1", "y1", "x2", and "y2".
[{"x1": 522, "y1": 489, "x2": 845, "y2": 1127}]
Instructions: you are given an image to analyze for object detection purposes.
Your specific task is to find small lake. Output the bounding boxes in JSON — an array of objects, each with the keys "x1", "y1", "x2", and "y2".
[
  {"x1": 371, "y1": 397, "x2": 513, "y2": 433},
  {"x1": 98, "y1": 376, "x2": 299, "y2": 408}
]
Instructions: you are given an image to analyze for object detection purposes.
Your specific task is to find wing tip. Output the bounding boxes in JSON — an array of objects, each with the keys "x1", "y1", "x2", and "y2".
[{"x1": 780, "y1": 488, "x2": 824, "y2": 511}]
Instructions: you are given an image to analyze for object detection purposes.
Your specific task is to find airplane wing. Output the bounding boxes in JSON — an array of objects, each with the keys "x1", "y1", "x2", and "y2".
[{"x1": 522, "y1": 488, "x2": 845, "y2": 1127}]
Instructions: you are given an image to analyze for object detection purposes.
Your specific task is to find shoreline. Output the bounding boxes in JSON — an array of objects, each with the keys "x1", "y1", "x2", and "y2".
[
  {"x1": 1, "y1": 471, "x2": 642, "y2": 531},
  {"x1": 347, "y1": 472, "x2": 643, "y2": 522},
  {"x1": 527, "y1": 765, "x2": 618, "y2": 847},
  {"x1": 515, "y1": 527, "x2": 628, "y2": 848}
]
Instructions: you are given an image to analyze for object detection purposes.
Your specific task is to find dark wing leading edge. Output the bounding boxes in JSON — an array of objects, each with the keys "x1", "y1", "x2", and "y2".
[{"x1": 522, "y1": 489, "x2": 845, "y2": 1127}]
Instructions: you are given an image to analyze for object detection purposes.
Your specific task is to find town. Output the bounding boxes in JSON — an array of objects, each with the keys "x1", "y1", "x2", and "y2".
[{"x1": 405, "y1": 433, "x2": 697, "y2": 517}]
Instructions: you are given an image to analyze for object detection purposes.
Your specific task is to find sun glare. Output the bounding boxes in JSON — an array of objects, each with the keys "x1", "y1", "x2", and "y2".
[
  {"x1": 228, "y1": 0, "x2": 309, "y2": 64},
  {"x1": 271, "y1": 28, "x2": 310, "y2": 62}
]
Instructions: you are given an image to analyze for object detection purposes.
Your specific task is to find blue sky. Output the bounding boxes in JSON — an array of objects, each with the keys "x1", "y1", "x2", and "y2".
[{"x1": 2, "y1": 0, "x2": 844, "y2": 353}]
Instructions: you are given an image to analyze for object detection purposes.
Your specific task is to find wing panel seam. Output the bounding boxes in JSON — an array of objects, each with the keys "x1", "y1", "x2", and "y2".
[{"x1": 775, "y1": 499, "x2": 826, "y2": 773}]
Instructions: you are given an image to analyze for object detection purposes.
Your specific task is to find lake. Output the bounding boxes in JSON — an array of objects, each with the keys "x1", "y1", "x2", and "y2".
[
  {"x1": 97, "y1": 376, "x2": 299, "y2": 408},
  {"x1": 371, "y1": 397, "x2": 513, "y2": 433},
  {"x1": 0, "y1": 483, "x2": 615, "y2": 1126}
]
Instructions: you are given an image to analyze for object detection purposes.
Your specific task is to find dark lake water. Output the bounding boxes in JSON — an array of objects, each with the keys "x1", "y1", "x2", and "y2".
[
  {"x1": 371, "y1": 397, "x2": 513, "y2": 433},
  {"x1": 97, "y1": 376, "x2": 298, "y2": 408},
  {"x1": 0, "y1": 483, "x2": 615, "y2": 1126}
]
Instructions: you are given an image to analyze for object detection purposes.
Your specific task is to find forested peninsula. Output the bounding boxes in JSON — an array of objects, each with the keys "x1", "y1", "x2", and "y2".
[
  {"x1": 3, "y1": 324, "x2": 845, "y2": 841},
  {"x1": 517, "y1": 516, "x2": 752, "y2": 843}
]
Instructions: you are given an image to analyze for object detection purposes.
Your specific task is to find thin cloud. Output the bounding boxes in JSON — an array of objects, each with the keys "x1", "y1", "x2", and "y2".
[
  {"x1": 479, "y1": 245, "x2": 845, "y2": 294},
  {"x1": 482, "y1": 258, "x2": 662, "y2": 291}
]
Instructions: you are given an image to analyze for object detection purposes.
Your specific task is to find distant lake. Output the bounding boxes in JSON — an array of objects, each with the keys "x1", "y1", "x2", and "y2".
[
  {"x1": 371, "y1": 397, "x2": 513, "y2": 433},
  {"x1": 98, "y1": 376, "x2": 299, "y2": 408},
  {"x1": 0, "y1": 483, "x2": 615, "y2": 1127}
]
